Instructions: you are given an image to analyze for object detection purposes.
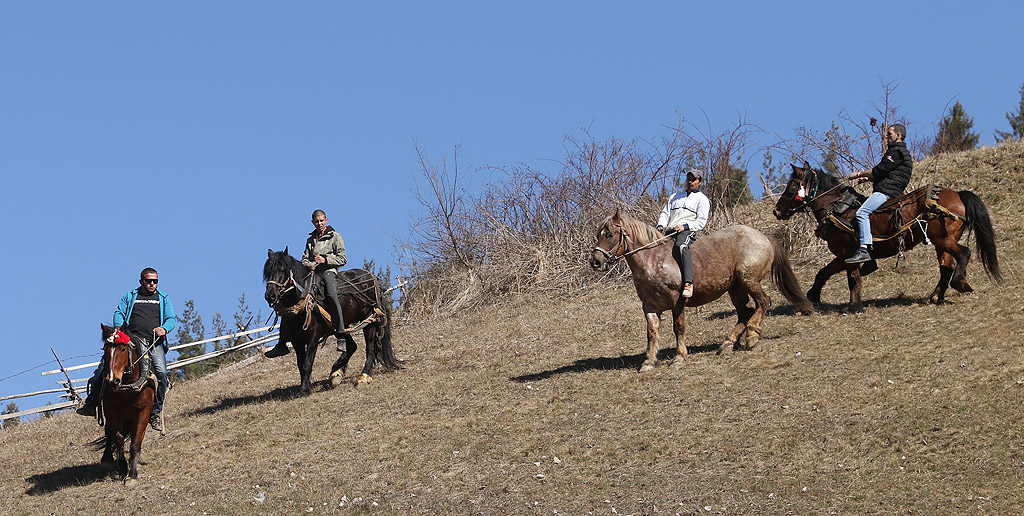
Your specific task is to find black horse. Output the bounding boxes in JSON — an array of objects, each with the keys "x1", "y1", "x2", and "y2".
[{"x1": 263, "y1": 248, "x2": 401, "y2": 394}]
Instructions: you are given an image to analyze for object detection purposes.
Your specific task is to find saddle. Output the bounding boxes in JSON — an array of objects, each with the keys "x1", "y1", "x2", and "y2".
[
  {"x1": 294, "y1": 269, "x2": 388, "y2": 334},
  {"x1": 822, "y1": 184, "x2": 947, "y2": 241}
]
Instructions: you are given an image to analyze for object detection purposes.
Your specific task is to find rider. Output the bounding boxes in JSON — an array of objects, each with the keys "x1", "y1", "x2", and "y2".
[
  {"x1": 264, "y1": 209, "x2": 347, "y2": 358},
  {"x1": 78, "y1": 268, "x2": 175, "y2": 434},
  {"x1": 656, "y1": 169, "x2": 711, "y2": 298},
  {"x1": 845, "y1": 123, "x2": 913, "y2": 264}
]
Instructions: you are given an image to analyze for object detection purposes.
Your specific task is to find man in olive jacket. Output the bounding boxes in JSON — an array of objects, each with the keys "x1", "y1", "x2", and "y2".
[
  {"x1": 846, "y1": 123, "x2": 913, "y2": 264},
  {"x1": 265, "y1": 209, "x2": 347, "y2": 358}
]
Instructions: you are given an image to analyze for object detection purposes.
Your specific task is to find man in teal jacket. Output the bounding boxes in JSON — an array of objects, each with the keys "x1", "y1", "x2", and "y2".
[{"x1": 78, "y1": 268, "x2": 175, "y2": 433}]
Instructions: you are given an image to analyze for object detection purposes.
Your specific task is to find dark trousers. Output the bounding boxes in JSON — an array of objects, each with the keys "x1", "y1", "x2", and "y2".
[
  {"x1": 674, "y1": 230, "x2": 696, "y2": 284},
  {"x1": 319, "y1": 269, "x2": 345, "y2": 331}
]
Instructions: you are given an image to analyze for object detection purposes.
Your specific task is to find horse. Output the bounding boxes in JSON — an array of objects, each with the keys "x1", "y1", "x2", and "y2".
[
  {"x1": 263, "y1": 248, "x2": 401, "y2": 395},
  {"x1": 89, "y1": 324, "x2": 155, "y2": 484},
  {"x1": 590, "y1": 209, "x2": 813, "y2": 371},
  {"x1": 772, "y1": 162, "x2": 1002, "y2": 312}
]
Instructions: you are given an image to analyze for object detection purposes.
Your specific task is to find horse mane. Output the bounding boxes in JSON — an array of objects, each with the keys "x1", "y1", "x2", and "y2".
[
  {"x1": 607, "y1": 211, "x2": 666, "y2": 247},
  {"x1": 806, "y1": 166, "x2": 843, "y2": 191},
  {"x1": 263, "y1": 249, "x2": 306, "y2": 282}
]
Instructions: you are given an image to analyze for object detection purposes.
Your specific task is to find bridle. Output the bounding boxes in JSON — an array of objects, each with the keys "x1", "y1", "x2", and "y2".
[
  {"x1": 592, "y1": 222, "x2": 677, "y2": 265},
  {"x1": 778, "y1": 169, "x2": 846, "y2": 218},
  {"x1": 591, "y1": 222, "x2": 630, "y2": 264},
  {"x1": 266, "y1": 269, "x2": 306, "y2": 311}
]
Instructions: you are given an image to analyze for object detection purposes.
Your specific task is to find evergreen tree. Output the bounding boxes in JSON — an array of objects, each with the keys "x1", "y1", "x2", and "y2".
[
  {"x1": 2, "y1": 402, "x2": 19, "y2": 427},
  {"x1": 231, "y1": 293, "x2": 256, "y2": 357},
  {"x1": 995, "y1": 82, "x2": 1024, "y2": 142},
  {"x1": 174, "y1": 299, "x2": 210, "y2": 380},
  {"x1": 821, "y1": 121, "x2": 842, "y2": 175},
  {"x1": 932, "y1": 101, "x2": 980, "y2": 154},
  {"x1": 722, "y1": 165, "x2": 754, "y2": 207}
]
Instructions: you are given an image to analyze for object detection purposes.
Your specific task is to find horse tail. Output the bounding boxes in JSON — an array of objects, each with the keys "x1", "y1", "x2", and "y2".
[
  {"x1": 768, "y1": 235, "x2": 815, "y2": 315},
  {"x1": 375, "y1": 302, "x2": 403, "y2": 371},
  {"x1": 959, "y1": 190, "x2": 1003, "y2": 285},
  {"x1": 88, "y1": 435, "x2": 107, "y2": 451}
]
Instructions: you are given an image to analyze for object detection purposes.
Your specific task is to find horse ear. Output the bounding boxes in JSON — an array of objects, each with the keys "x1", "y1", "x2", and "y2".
[
  {"x1": 284, "y1": 246, "x2": 289, "y2": 255},
  {"x1": 613, "y1": 208, "x2": 622, "y2": 222},
  {"x1": 803, "y1": 160, "x2": 811, "y2": 170},
  {"x1": 268, "y1": 249, "x2": 274, "y2": 258}
]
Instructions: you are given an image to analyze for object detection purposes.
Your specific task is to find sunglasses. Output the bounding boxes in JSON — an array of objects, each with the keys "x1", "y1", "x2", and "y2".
[{"x1": 142, "y1": 278, "x2": 159, "y2": 284}]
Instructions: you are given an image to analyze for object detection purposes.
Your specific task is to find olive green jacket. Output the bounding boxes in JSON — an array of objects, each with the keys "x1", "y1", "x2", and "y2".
[{"x1": 301, "y1": 226, "x2": 347, "y2": 271}]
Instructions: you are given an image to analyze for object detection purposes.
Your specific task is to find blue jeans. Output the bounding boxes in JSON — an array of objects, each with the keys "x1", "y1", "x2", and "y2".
[
  {"x1": 855, "y1": 192, "x2": 890, "y2": 247},
  {"x1": 148, "y1": 339, "x2": 169, "y2": 415}
]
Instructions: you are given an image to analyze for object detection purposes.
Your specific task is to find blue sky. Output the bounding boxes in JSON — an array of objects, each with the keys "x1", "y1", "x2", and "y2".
[{"x1": 2, "y1": 2, "x2": 1022, "y2": 409}]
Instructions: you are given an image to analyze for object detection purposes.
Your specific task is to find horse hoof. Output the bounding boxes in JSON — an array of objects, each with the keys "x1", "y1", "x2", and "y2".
[
  {"x1": 670, "y1": 358, "x2": 686, "y2": 369},
  {"x1": 638, "y1": 363, "x2": 656, "y2": 372},
  {"x1": 123, "y1": 477, "x2": 137, "y2": 487},
  {"x1": 329, "y1": 374, "x2": 344, "y2": 389},
  {"x1": 354, "y1": 374, "x2": 373, "y2": 388}
]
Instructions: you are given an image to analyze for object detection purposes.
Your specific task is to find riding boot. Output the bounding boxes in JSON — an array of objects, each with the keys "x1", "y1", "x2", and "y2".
[
  {"x1": 76, "y1": 360, "x2": 106, "y2": 416},
  {"x1": 264, "y1": 340, "x2": 291, "y2": 358}
]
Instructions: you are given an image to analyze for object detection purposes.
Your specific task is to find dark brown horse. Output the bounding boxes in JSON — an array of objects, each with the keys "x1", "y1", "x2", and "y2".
[
  {"x1": 772, "y1": 162, "x2": 1002, "y2": 311},
  {"x1": 263, "y1": 248, "x2": 401, "y2": 394},
  {"x1": 590, "y1": 209, "x2": 813, "y2": 371},
  {"x1": 90, "y1": 324, "x2": 155, "y2": 484}
]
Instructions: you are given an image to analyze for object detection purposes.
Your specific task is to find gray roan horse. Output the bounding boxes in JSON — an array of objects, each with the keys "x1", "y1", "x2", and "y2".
[{"x1": 590, "y1": 209, "x2": 814, "y2": 371}]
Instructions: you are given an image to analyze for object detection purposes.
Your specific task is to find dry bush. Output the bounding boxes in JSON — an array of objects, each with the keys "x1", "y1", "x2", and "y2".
[{"x1": 400, "y1": 121, "x2": 763, "y2": 317}]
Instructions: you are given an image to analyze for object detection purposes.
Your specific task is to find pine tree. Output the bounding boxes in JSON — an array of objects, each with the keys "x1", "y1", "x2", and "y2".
[
  {"x1": 932, "y1": 101, "x2": 980, "y2": 154},
  {"x1": 2, "y1": 402, "x2": 19, "y2": 427},
  {"x1": 995, "y1": 82, "x2": 1024, "y2": 142},
  {"x1": 174, "y1": 299, "x2": 210, "y2": 380}
]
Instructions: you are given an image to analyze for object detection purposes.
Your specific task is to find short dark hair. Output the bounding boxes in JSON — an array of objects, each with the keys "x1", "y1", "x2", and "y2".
[
  {"x1": 891, "y1": 123, "x2": 907, "y2": 140},
  {"x1": 140, "y1": 267, "x2": 158, "y2": 279},
  {"x1": 311, "y1": 209, "x2": 326, "y2": 219}
]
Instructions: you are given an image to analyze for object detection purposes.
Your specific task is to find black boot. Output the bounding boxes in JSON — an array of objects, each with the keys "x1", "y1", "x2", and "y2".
[
  {"x1": 264, "y1": 341, "x2": 290, "y2": 358},
  {"x1": 845, "y1": 247, "x2": 872, "y2": 264}
]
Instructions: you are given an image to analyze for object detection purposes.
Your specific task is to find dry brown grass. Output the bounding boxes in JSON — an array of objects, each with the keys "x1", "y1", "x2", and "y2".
[{"x1": 3, "y1": 141, "x2": 1023, "y2": 515}]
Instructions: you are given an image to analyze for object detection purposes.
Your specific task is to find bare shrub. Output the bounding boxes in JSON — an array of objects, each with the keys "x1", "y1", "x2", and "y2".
[{"x1": 399, "y1": 120, "x2": 759, "y2": 317}]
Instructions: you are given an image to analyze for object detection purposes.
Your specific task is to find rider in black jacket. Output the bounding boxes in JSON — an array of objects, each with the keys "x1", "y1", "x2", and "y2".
[{"x1": 845, "y1": 123, "x2": 913, "y2": 264}]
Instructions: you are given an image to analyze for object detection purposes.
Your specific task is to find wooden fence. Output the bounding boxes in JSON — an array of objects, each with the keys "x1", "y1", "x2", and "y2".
[{"x1": 0, "y1": 325, "x2": 280, "y2": 423}]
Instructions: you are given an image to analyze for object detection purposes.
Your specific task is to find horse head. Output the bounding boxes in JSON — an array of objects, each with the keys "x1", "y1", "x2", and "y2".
[
  {"x1": 264, "y1": 247, "x2": 303, "y2": 310},
  {"x1": 772, "y1": 161, "x2": 815, "y2": 220},
  {"x1": 590, "y1": 209, "x2": 629, "y2": 271},
  {"x1": 101, "y1": 324, "x2": 146, "y2": 390}
]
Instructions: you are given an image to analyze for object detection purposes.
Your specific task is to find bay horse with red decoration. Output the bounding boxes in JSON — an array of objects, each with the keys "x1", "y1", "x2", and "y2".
[
  {"x1": 89, "y1": 324, "x2": 155, "y2": 483},
  {"x1": 772, "y1": 162, "x2": 1002, "y2": 312}
]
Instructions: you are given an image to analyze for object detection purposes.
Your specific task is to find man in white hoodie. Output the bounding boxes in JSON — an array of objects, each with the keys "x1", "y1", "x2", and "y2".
[{"x1": 656, "y1": 169, "x2": 711, "y2": 298}]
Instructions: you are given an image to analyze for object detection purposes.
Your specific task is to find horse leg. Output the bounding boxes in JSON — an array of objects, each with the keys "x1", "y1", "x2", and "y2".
[
  {"x1": 101, "y1": 423, "x2": 117, "y2": 469},
  {"x1": 846, "y1": 265, "x2": 864, "y2": 313},
  {"x1": 719, "y1": 289, "x2": 751, "y2": 352},
  {"x1": 738, "y1": 285, "x2": 772, "y2": 351},
  {"x1": 946, "y1": 240, "x2": 974, "y2": 293},
  {"x1": 126, "y1": 415, "x2": 148, "y2": 483},
  {"x1": 669, "y1": 301, "x2": 687, "y2": 367},
  {"x1": 929, "y1": 248, "x2": 957, "y2": 304},
  {"x1": 640, "y1": 310, "x2": 660, "y2": 372},
  {"x1": 354, "y1": 327, "x2": 379, "y2": 388},
  {"x1": 807, "y1": 257, "x2": 846, "y2": 306},
  {"x1": 328, "y1": 334, "x2": 358, "y2": 388},
  {"x1": 294, "y1": 336, "x2": 318, "y2": 395}
]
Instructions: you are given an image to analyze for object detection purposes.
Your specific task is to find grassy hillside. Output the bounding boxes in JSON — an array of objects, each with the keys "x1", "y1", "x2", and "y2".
[{"x1": 2, "y1": 141, "x2": 1022, "y2": 515}]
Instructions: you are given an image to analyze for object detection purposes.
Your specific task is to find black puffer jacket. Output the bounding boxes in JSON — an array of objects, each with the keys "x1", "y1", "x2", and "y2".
[{"x1": 871, "y1": 141, "x2": 913, "y2": 198}]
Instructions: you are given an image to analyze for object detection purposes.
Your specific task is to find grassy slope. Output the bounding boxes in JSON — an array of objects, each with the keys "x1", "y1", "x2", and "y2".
[{"x1": 2, "y1": 141, "x2": 1022, "y2": 515}]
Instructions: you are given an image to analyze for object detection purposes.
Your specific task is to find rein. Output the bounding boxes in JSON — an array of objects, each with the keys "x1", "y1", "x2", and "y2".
[{"x1": 593, "y1": 222, "x2": 678, "y2": 264}]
